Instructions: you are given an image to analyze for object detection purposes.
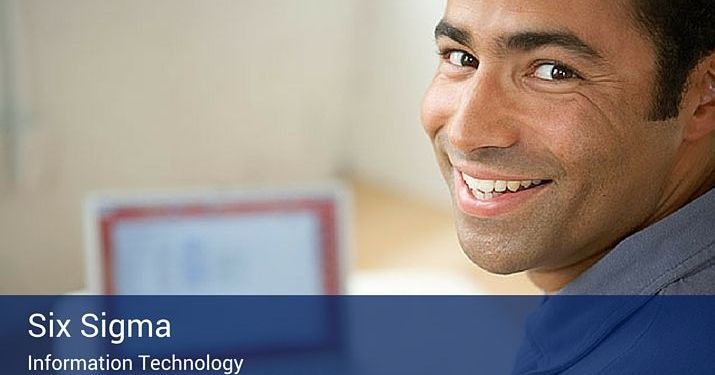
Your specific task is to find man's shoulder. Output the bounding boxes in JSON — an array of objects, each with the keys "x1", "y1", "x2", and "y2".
[
  {"x1": 512, "y1": 294, "x2": 715, "y2": 374},
  {"x1": 658, "y1": 257, "x2": 715, "y2": 295},
  {"x1": 561, "y1": 188, "x2": 715, "y2": 295},
  {"x1": 570, "y1": 296, "x2": 715, "y2": 374}
]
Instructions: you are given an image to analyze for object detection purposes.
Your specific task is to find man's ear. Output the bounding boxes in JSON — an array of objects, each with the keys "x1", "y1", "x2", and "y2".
[{"x1": 687, "y1": 55, "x2": 715, "y2": 141}]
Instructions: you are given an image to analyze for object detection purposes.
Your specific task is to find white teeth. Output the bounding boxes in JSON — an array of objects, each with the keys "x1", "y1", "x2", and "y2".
[
  {"x1": 507, "y1": 181, "x2": 521, "y2": 192},
  {"x1": 462, "y1": 173, "x2": 479, "y2": 187},
  {"x1": 461, "y1": 172, "x2": 546, "y2": 199},
  {"x1": 476, "y1": 179, "x2": 495, "y2": 192}
]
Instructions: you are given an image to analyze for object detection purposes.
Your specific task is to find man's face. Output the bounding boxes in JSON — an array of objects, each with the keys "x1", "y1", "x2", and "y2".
[{"x1": 422, "y1": 0, "x2": 685, "y2": 277}]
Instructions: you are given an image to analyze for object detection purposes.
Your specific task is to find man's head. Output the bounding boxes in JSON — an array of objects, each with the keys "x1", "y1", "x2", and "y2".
[{"x1": 421, "y1": 0, "x2": 715, "y2": 291}]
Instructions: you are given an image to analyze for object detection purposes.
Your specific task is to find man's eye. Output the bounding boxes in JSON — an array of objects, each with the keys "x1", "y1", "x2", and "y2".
[
  {"x1": 446, "y1": 51, "x2": 479, "y2": 69},
  {"x1": 533, "y1": 63, "x2": 578, "y2": 81}
]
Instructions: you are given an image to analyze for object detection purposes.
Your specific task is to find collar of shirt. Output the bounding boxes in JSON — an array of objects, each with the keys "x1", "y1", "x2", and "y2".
[{"x1": 559, "y1": 187, "x2": 715, "y2": 295}]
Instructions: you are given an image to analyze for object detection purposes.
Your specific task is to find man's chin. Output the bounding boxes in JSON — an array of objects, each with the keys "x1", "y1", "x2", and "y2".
[
  {"x1": 457, "y1": 235, "x2": 537, "y2": 275},
  {"x1": 465, "y1": 254, "x2": 530, "y2": 275}
]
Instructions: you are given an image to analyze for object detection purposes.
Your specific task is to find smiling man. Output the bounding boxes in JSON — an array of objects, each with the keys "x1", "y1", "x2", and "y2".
[
  {"x1": 422, "y1": 0, "x2": 715, "y2": 295},
  {"x1": 421, "y1": 1, "x2": 715, "y2": 372}
]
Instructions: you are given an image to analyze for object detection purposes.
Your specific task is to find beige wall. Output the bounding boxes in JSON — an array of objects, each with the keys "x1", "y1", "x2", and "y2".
[
  {"x1": 347, "y1": 0, "x2": 449, "y2": 204},
  {"x1": 0, "y1": 0, "x2": 361, "y2": 293},
  {"x1": 0, "y1": 0, "x2": 459, "y2": 293}
]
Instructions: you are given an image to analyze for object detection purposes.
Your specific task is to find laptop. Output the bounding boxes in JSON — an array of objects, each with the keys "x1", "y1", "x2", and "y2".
[{"x1": 83, "y1": 185, "x2": 349, "y2": 295}]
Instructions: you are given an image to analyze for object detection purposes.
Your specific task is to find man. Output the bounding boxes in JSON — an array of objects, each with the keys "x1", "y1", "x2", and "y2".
[
  {"x1": 421, "y1": 1, "x2": 715, "y2": 372},
  {"x1": 422, "y1": 0, "x2": 715, "y2": 294}
]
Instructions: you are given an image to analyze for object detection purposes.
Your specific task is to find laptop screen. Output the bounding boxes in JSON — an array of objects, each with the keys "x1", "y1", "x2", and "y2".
[{"x1": 83, "y1": 186, "x2": 347, "y2": 295}]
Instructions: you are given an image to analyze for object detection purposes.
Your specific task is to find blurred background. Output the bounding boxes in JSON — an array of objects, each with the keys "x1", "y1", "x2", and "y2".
[{"x1": 0, "y1": 0, "x2": 537, "y2": 294}]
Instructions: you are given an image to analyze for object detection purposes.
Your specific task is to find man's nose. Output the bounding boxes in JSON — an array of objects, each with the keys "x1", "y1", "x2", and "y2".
[{"x1": 447, "y1": 72, "x2": 520, "y2": 154}]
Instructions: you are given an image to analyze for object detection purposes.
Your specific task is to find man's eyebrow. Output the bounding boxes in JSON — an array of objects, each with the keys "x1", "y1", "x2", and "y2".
[
  {"x1": 499, "y1": 31, "x2": 603, "y2": 60},
  {"x1": 434, "y1": 20, "x2": 472, "y2": 46},
  {"x1": 434, "y1": 20, "x2": 603, "y2": 62}
]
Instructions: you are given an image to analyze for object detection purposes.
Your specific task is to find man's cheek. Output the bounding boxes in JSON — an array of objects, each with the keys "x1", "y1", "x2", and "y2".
[
  {"x1": 421, "y1": 80, "x2": 462, "y2": 139},
  {"x1": 542, "y1": 107, "x2": 620, "y2": 165},
  {"x1": 420, "y1": 85, "x2": 444, "y2": 139}
]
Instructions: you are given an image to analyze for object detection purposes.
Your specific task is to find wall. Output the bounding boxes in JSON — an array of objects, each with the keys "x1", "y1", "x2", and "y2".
[
  {"x1": 0, "y1": 0, "x2": 454, "y2": 293},
  {"x1": 0, "y1": 0, "x2": 359, "y2": 293},
  {"x1": 347, "y1": 0, "x2": 449, "y2": 204}
]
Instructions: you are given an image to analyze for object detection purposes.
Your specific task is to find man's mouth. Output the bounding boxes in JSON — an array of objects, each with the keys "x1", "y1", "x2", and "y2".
[{"x1": 460, "y1": 172, "x2": 549, "y2": 200}]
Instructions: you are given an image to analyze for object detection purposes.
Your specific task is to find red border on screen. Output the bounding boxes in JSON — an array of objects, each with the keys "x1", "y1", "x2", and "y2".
[{"x1": 98, "y1": 199, "x2": 339, "y2": 295}]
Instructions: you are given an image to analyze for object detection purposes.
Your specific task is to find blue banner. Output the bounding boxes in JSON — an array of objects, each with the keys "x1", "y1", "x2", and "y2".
[{"x1": 1, "y1": 296, "x2": 714, "y2": 374}]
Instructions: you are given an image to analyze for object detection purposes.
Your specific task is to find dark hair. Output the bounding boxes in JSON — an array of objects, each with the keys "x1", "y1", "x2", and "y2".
[{"x1": 630, "y1": 0, "x2": 715, "y2": 120}]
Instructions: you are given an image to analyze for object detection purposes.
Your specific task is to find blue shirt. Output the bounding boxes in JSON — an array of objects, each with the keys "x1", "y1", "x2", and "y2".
[{"x1": 512, "y1": 188, "x2": 715, "y2": 374}]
